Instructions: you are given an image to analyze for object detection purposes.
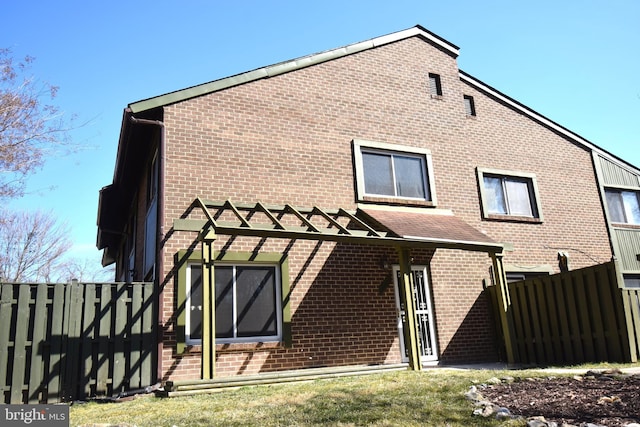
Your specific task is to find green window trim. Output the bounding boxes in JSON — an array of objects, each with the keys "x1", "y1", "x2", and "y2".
[{"x1": 175, "y1": 249, "x2": 291, "y2": 354}]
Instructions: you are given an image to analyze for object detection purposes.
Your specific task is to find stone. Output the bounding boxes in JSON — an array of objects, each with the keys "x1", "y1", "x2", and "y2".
[
  {"x1": 486, "y1": 376, "x2": 502, "y2": 384},
  {"x1": 495, "y1": 407, "x2": 512, "y2": 420},
  {"x1": 527, "y1": 416, "x2": 554, "y2": 427}
]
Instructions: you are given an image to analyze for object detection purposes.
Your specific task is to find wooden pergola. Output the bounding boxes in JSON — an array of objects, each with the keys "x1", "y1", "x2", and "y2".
[{"x1": 175, "y1": 198, "x2": 513, "y2": 378}]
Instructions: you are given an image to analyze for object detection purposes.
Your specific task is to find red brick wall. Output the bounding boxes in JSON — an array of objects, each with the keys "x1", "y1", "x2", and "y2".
[{"x1": 154, "y1": 35, "x2": 612, "y2": 379}]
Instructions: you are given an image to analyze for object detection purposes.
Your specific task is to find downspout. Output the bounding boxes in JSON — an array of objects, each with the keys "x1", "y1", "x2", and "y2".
[{"x1": 129, "y1": 114, "x2": 166, "y2": 384}]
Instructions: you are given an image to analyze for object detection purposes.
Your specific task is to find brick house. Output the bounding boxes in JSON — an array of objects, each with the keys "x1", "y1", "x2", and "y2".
[{"x1": 96, "y1": 25, "x2": 640, "y2": 382}]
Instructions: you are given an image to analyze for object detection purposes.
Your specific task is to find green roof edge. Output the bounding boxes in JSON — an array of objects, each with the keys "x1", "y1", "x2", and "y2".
[{"x1": 128, "y1": 25, "x2": 459, "y2": 113}]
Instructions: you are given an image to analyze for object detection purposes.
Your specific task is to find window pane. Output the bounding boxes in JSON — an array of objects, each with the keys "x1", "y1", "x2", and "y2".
[
  {"x1": 394, "y1": 155, "x2": 427, "y2": 199},
  {"x1": 622, "y1": 191, "x2": 640, "y2": 224},
  {"x1": 215, "y1": 266, "x2": 234, "y2": 338},
  {"x1": 235, "y1": 267, "x2": 277, "y2": 337},
  {"x1": 606, "y1": 190, "x2": 626, "y2": 223},
  {"x1": 483, "y1": 176, "x2": 507, "y2": 214},
  {"x1": 362, "y1": 152, "x2": 394, "y2": 196},
  {"x1": 189, "y1": 265, "x2": 202, "y2": 340},
  {"x1": 624, "y1": 275, "x2": 640, "y2": 288},
  {"x1": 505, "y1": 179, "x2": 533, "y2": 216}
]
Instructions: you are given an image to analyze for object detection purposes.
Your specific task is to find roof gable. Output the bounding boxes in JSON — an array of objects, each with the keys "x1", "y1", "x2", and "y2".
[{"x1": 128, "y1": 25, "x2": 459, "y2": 113}]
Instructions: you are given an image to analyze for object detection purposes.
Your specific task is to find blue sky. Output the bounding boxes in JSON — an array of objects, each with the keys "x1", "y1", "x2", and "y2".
[{"x1": 2, "y1": 0, "x2": 639, "y2": 273}]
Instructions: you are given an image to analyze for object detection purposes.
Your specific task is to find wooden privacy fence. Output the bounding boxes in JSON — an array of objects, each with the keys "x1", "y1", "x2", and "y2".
[
  {"x1": 488, "y1": 260, "x2": 640, "y2": 365},
  {"x1": 0, "y1": 281, "x2": 156, "y2": 404}
]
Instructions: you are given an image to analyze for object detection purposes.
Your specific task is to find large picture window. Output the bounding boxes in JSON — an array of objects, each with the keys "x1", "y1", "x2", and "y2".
[
  {"x1": 353, "y1": 139, "x2": 436, "y2": 205},
  {"x1": 605, "y1": 188, "x2": 640, "y2": 225},
  {"x1": 477, "y1": 168, "x2": 542, "y2": 221},
  {"x1": 186, "y1": 263, "x2": 282, "y2": 344}
]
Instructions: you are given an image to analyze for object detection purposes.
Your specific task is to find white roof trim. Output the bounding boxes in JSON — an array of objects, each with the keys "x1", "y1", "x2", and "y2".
[{"x1": 129, "y1": 26, "x2": 459, "y2": 113}]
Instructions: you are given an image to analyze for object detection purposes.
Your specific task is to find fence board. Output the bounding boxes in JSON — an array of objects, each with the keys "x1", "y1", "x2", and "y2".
[
  {"x1": 96, "y1": 284, "x2": 112, "y2": 395},
  {"x1": 0, "y1": 284, "x2": 14, "y2": 402},
  {"x1": 534, "y1": 278, "x2": 555, "y2": 363},
  {"x1": 622, "y1": 290, "x2": 640, "y2": 361},
  {"x1": 542, "y1": 278, "x2": 561, "y2": 363},
  {"x1": 511, "y1": 283, "x2": 530, "y2": 363},
  {"x1": 11, "y1": 285, "x2": 31, "y2": 403},
  {"x1": 113, "y1": 284, "x2": 128, "y2": 394},
  {"x1": 130, "y1": 284, "x2": 143, "y2": 389},
  {"x1": 28, "y1": 284, "x2": 48, "y2": 403},
  {"x1": 80, "y1": 283, "x2": 96, "y2": 398},
  {"x1": 551, "y1": 274, "x2": 573, "y2": 362},
  {"x1": 525, "y1": 281, "x2": 545, "y2": 364},
  {"x1": 584, "y1": 269, "x2": 607, "y2": 361},
  {"x1": 596, "y1": 265, "x2": 622, "y2": 361},
  {"x1": 574, "y1": 272, "x2": 596, "y2": 362},
  {"x1": 140, "y1": 282, "x2": 155, "y2": 387},
  {"x1": 48, "y1": 283, "x2": 66, "y2": 401}
]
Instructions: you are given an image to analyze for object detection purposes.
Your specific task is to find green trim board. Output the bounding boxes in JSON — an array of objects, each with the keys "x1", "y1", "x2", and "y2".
[
  {"x1": 128, "y1": 26, "x2": 459, "y2": 113},
  {"x1": 175, "y1": 249, "x2": 292, "y2": 355}
]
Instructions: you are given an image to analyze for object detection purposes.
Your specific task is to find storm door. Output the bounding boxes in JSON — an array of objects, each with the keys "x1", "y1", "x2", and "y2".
[{"x1": 393, "y1": 265, "x2": 438, "y2": 363}]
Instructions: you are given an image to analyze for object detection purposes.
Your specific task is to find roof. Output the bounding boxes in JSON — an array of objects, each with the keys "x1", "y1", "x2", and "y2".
[
  {"x1": 359, "y1": 207, "x2": 499, "y2": 252},
  {"x1": 128, "y1": 25, "x2": 459, "y2": 113}
]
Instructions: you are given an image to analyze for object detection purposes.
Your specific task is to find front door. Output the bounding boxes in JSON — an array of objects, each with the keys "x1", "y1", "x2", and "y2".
[{"x1": 393, "y1": 266, "x2": 438, "y2": 364}]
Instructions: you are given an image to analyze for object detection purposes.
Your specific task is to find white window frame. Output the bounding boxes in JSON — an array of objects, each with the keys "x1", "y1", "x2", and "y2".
[
  {"x1": 185, "y1": 262, "x2": 283, "y2": 345},
  {"x1": 353, "y1": 139, "x2": 437, "y2": 205},
  {"x1": 477, "y1": 167, "x2": 543, "y2": 221},
  {"x1": 605, "y1": 187, "x2": 640, "y2": 225}
]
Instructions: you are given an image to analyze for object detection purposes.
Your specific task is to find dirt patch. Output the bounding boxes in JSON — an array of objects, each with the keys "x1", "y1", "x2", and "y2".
[{"x1": 480, "y1": 372, "x2": 640, "y2": 426}]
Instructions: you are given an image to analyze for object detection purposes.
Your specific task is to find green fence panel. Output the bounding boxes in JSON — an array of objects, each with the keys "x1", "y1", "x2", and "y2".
[
  {"x1": 488, "y1": 261, "x2": 639, "y2": 366},
  {"x1": 0, "y1": 281, "x2": 156, "y2": 404}
]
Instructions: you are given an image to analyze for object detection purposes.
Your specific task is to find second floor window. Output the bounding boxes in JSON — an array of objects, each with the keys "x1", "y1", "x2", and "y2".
[
  {"x1": 362, "y1": 150, "x2": 429, "y2": 199},
  {"x1": 477, "y1": 168, "x2": 542, "y2": 221},
  {"x1": 353, "y1": 140, "x2": 436, "y2": 205},
  {"x1": 606, "y1": 188, "x2": 640, "y2": 225}
]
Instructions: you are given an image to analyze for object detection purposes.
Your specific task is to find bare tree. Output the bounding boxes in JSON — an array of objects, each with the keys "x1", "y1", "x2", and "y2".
[
  {"x1": 57, "y1": 257, "x2": 116, "y2": 283},
  {"x1": 0, "y1": 210, "x2": 72, "y2": 282},
  {"x1": 0, "y1": 48, "x2": 70, "y2": 200}
]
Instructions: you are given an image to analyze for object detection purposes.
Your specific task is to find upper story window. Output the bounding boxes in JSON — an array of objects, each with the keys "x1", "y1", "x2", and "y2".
[
  {"x1": 477, "y1": 167, "x2": 543, "y2": 222},
  {"x1": 605, "y1": 188, "x2": 640, "y2": 225},
  {"x1": 353, "y1": 139, "x2": 437, "y2": 206},
  {"x1": 186, "y1": 262, "x2": 282, "y2": 344},
  {"x1": 463, "y1": 95, "x2": 476, "y2": 116},
  {"x1": 428, "y1": 73, "x2": 443, "y2": 97}
]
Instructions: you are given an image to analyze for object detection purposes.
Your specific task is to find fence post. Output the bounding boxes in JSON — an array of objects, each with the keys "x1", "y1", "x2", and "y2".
[{"x1": 490, "y1": 252, "x2": 516, "y2": 364}]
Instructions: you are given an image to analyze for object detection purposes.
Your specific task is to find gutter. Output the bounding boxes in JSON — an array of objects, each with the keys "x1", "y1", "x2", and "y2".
[{"x1": 129, "y1": 114, "x2": 166, "y2": 383}]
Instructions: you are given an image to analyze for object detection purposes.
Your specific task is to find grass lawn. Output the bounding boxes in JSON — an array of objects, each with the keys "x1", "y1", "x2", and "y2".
[{"x1": 69, "y1": 368, "x2": 534, "y2": 427}]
